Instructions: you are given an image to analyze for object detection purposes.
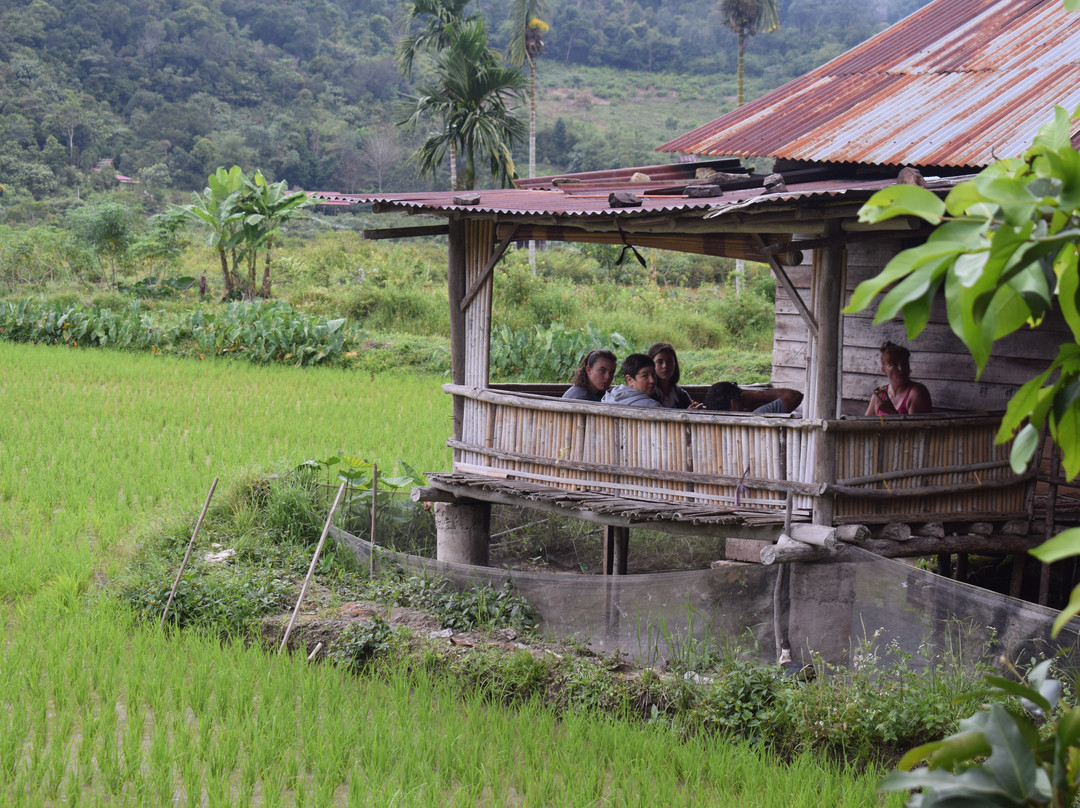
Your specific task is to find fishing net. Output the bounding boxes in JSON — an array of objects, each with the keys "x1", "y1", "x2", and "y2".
[{"x1": 333, "y1": 494, "x2": 1080, "y2": 672}]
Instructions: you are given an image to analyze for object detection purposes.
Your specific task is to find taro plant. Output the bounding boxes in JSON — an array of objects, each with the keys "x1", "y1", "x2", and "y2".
[
  {"x1": 880, "y1": 658, "x2": 1080, "y2": 807},
  {"x1": 490, "y1": 321, "x2": 634, "y2": 381}
]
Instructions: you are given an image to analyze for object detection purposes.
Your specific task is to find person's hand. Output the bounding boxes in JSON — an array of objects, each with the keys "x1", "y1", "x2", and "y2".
[
  {"x1": 688, "y1": 401, "x2": 706, "y2": 410},
  {"x1": 874, "y1": 386, "x2": 896, "y2": 413}
]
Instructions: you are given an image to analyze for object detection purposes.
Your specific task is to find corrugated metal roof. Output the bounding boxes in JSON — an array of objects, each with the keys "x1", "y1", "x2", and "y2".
[
  {"x1": 311, "y1": 172, "x2": 963, "y2": 221},
  {"x1": 659, "y1": 0, "x2": 1080, "y2": 167}
]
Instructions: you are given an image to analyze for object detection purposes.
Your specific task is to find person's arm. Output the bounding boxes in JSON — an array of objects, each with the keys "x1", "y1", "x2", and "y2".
[
  {"x1": 776, "y1": 388, "x2": 803, "y2": 412},
  {"x1": 906, "y1": 383, "x2": 933, "y2": 414},
  {"x1": 743, "y1": 387, "x2": 802, "y2": 413},
  {"x1": 867, "y1": 386, "x2": 891, "y2": 415}
]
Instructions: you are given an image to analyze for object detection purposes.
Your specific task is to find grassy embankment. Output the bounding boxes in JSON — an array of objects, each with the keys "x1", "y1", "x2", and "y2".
[{"x1": 0, "y1": 342, "x2": 902, "y2": 806}]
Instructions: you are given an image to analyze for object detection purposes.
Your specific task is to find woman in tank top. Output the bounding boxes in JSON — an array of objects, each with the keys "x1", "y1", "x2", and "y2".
[{"x1": 865, "y1": 340, "x2": 932, "y2": 416}]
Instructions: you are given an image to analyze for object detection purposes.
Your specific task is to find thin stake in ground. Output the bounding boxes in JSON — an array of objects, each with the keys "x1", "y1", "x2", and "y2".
[
  {"x1": 279, "y1": 480, "x2": 348, "y2": 654},
  {"x1": 160, "y1": 477, "x2": 218, "y2": 629}
]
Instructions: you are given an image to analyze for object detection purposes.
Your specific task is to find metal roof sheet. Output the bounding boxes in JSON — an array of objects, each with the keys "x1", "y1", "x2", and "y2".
[
  {"x1": 311, "y1": 173, "x2": 963, "y2": 221},
  {"x1": 659, "y1": 0, "x2": 1080, "y2": 167}
]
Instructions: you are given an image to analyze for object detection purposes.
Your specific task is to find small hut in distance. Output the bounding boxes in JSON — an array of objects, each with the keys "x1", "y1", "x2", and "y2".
[{"x1": 320, "y1": 0, "x2": 1080, "y2": 602}]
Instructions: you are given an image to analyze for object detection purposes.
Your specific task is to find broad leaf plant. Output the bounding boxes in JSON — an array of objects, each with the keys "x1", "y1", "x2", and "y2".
[{"x1": 845, "y1": 100, "x2": 1080, "y2": 805}]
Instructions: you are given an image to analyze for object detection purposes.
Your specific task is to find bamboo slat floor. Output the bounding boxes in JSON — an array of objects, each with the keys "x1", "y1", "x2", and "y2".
[{"x1": 423, "y1": 471, "x2": 809, "y2": 532}]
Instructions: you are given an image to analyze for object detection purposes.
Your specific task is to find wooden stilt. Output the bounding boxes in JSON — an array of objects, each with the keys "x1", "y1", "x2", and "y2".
[
  {"x1": 1010, "y1": 552, "x2": 1026, "y2": 599},
  {"x1": 955, "y1": 552, "x2": 968, "y2": 583},
  {"x1": 613, "y1": 526, "x2": 629, "y2": 575},
  {"x1": 1040, "y1": 446, "x2": 1061, "y2": 606},
  {"x1": 936, "y1": 553, "x2": 952, "y2": 579}
]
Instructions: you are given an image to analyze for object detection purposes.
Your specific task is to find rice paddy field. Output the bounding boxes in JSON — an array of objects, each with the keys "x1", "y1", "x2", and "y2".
[{"x1": 0, "y1": 341, "x2": 901, "y2": 806}]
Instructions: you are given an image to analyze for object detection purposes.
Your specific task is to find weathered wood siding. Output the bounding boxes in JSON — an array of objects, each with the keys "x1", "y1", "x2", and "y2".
[{"x1": 773, "y1": 239, "x2": 1067, "y2": 415}]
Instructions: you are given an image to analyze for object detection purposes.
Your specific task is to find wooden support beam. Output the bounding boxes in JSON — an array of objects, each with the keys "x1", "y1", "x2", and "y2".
[
  {"x1": 447, "y1": 218, "x2": 466, "y2": 442},
  {"x1": 810, "y1": 227, "x2": 843, "y2": 526},
  {"x1": 753, "y1": 232, "x2": 818, "y2": 336},
  {"x1": 496, "y1": 224, "x2": 781, "y2": 260},
  {"x1": 1010, "y1": 552, "x2": 1026, "y2": 598},
  {"x1": 788, "y1": 523, "x2": 839, "y2": 550},
  {"x1": 761, "y1": 536, "x2": 837, "y2": 565},
  {"x1": 725, "y1": 538, "x2": 773, "y2": 563},
  {"x1": 955, "y1": 552, "x2": 969, "y2": 583},
  {"x1": 460, "y1": 225, "x2": 518, "y2": 313},
  {"x1": 835, "y1": 524, "x2": 871, "y2": 543},
  {"x1": 411, "y1": 486, "x2": 460, "y2": 504},
  {"x1": 844, "y1": 533, "x2": 1045, "y2": 558},
  {"x1": 361, "y1": 224, "x2": 449, "y2": 240},
  {"x1": 937, "y1": 553, "x2": 953, "y2": 578}
]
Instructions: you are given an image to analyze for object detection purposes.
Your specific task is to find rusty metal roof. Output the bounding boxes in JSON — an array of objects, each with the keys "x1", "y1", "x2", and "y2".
[
  {"x1": 659, "y1": 0, "x2": 1080, "y2": 168},
  {"x1": 311, "y1": 169, "x2": 963, "y2": 222}
]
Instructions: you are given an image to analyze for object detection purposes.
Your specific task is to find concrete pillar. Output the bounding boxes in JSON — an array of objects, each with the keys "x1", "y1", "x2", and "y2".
[{"x1": 434, "y1": 501, "x2": 490, "y2": 566}]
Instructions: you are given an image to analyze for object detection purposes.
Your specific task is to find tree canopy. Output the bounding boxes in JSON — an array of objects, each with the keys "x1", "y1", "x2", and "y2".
[{"x1": 0, "y1": 0, "x2": 929, "y2": 204}]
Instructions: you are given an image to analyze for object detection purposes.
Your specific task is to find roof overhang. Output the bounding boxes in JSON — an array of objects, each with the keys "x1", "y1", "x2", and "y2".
[{"x1": 311, "y1": 161, "x2": 966, "y2": 263}]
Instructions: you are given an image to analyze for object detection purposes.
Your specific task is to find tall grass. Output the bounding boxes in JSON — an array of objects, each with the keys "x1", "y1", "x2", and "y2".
[{"x1": 0, "y1": 342, "x2": 899, "y2": 805}]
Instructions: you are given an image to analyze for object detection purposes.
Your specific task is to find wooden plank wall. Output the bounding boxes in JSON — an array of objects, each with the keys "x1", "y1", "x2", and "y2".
[{"x1": 773, "y1": 238, "x2": 1068, "y2": 415}]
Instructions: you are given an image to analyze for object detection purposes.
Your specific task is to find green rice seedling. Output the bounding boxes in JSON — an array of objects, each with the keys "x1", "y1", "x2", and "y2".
[
  {"x1": 147, "y1": 721, "x2": 175, "y2": 805},
  {"x1": 178, "y1": 744, "x2": 204, "y2": 808},
  {"x1": 94, "y1": 706, "x2": 124, "y2": 797}
]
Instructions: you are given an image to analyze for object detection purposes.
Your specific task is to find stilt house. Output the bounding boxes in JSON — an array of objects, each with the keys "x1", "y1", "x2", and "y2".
[{"x1": 319, "y1": 0, "x2": 1080, "y2": 584}]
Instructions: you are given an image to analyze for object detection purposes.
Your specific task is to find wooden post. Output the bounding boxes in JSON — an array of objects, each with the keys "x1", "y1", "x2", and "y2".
[
  {"x1": 603, "y1": 525, "x2": 629, "y2": 575},
  {"x1": 936, "y1": 553, "x2": 952, "y2": 579},
  {"x1": 811, "y1": 228, "x2": 843, "y2": 526},
  {"x1": 448, "y1": 216, "x2": 466, "y2": 444},
  {"x1": 955, "y1": 552, "x2": 969, "y2": 583},
  {"x1": 1040, "y1": 446, "x2": 1061, "y2": 605},
  {"x1": 612, "y1": 526, "x2": 629, "y2": 576},
  {"x1": 1010, "y1": 552, "x2": 1026, "y2": 599}
]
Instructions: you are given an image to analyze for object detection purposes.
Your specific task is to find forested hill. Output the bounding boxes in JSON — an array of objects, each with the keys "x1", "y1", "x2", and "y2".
[{"x1": 0, "y1": 0, "x2": 929, "y2": 208}]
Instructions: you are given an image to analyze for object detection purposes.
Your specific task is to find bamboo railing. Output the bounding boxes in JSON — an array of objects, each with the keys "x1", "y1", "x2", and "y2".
[{"x1": 444, "y1": 384, "x2": 1034, "y2": 525}]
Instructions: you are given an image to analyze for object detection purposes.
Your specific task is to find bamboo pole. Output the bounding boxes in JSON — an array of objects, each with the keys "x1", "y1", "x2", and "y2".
[
  {"x1": 160, "y1": 477, "x2": 218, "y2": 629},
  {"x1": 279, "y1": 481, "x2": 348, "y2": 655},
  {"x1": 369, "y1": 465, "x2": 378, "y2": 577}
]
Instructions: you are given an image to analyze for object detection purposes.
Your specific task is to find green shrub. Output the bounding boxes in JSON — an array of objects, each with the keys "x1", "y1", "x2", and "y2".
[
  {"x1": 344, "y1": 284, "x2": 448, "y2": 335},
  {"x1": 119, "y1": 565, "x2": 292, "y2": 636},
  {"x1": 697, "y1": 658, "x2": 784, "y2": 745},
  {"x1": 360, "y1": 572, "x2": 539, "y2": 635},
  {"x1": 329, "y1": 614, "x2": 395, "y2": 672}
]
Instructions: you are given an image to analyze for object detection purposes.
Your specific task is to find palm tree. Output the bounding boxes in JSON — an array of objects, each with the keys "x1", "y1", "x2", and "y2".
[
  {"x1": 397, "y1": 0, "x2": 478, "y2": 189},
  {"x1": 506, "y1": 0, "x2": 549, "y2": 274},
  {"x1": 722, "y1": 0, "x2": 778, "y2": 294},
  {"x1": 397, "y1": 0, "x2": 476, "y2": 80},
  {"x1": 400, "y1": 20, "x2": 527, "y2": 191},
  {"x1": 506, "y1": 0, "x2": 549, "y2": 183},
  {"x1": 722, "y1": 0, "x2": 779, "y2": 107}
]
